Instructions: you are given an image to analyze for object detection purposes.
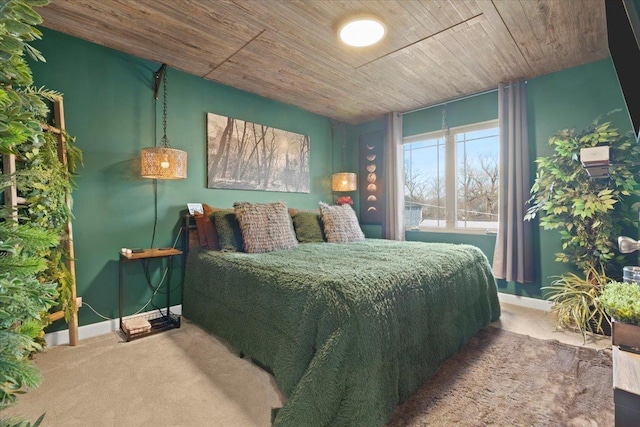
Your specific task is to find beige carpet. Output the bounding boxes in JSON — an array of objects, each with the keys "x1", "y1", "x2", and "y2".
[
  {"x1": 4, "y1": 320, "x2": 284, "y2": 426},
  {"x1": 4, "y1": 309, "x2": 613, "y2": 426}
]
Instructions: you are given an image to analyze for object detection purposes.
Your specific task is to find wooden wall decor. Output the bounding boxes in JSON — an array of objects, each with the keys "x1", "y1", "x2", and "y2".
[
  {"x1": 359, "y1": 131, "x2": 384, "y2": 224},
  {"x1": 207, "y1": 113, "x2": 310, "y2": 193}
]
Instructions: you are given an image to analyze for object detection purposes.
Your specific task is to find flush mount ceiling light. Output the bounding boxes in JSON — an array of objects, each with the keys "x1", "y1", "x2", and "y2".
[{"x1": 338, "y1": 16, "x2": 386, "y2": 47}]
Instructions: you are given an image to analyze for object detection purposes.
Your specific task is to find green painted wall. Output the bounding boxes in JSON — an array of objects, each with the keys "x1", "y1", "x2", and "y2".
[
  {"x1": 31, "y1": 29, "x2": 334, "y2": 329},
  {"x1": 403, "y1": 91, "x2": 499, "y2": 136},
  {"x1": 29, "y1": 25, "x2": 636, "y2": 331},
  {"x1": 344, "y1": 58, "x2": 634, "y2": 299}
]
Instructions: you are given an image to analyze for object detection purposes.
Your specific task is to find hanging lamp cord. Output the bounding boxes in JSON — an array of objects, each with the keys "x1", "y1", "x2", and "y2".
[
  {"x1": 150, "y1": 66, "x2": 170, "y2": 249},
  {"x1": 160, "y1": 68, "x2": 171, "y2": 148}
]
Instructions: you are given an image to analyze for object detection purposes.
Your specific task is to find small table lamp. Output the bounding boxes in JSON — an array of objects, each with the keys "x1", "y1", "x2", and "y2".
[
  {"x1": 332, "y1": 172, "x2": 356, "y2": 205},
  {"x1": 331, "y1": 172, "x2": 357, "y2": 192}
]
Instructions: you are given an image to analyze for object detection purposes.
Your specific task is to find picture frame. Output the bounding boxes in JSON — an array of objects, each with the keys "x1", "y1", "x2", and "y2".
[{"x1": 206, "y1": 113, "x2": 310, "y2": 193}]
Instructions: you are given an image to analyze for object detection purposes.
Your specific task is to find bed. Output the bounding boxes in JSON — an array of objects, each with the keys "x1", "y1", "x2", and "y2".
[{"x1": 182, "y1": 204, "x2": 500, "y2": 427}]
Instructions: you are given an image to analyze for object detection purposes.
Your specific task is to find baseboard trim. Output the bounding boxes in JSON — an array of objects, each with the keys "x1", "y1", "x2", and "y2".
[
  {"x1": 46, "y1": 295, "x2": 549, "y2": 345},
  {"x1": 498, "y1": 292, "x2": 553, "y2": 312},
  {"x1": 44, "y1": 305, "x2": 183, "y2": 347}
]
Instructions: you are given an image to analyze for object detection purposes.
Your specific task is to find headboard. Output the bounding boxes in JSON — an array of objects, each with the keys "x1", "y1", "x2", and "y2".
[{"x1": 182, "y1": 214, "x2": 199, "y2": 255}]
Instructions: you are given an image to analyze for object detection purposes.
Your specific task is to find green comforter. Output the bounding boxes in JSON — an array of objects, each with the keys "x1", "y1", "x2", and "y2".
[{"x1": 183, "y1": 239, "x2": 500, "y2": 426}]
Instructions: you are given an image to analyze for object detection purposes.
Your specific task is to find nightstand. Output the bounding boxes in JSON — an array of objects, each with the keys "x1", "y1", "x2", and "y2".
[{"x1": 118, "y1": 248, "x2": 182, "y2": 341}]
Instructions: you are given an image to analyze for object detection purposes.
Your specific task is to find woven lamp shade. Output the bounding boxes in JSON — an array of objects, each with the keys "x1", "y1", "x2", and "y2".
[
  {"x1": 331, "y1": 172, "x2": 357, "y2": 192},
  {"x1": 141, "y1": 147, "x2": 187, "y2": 179}
]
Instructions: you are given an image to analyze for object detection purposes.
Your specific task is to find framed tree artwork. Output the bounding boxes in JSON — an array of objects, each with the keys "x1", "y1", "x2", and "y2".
[
  {"x1": 359, "y1": 131, "x2": 384, "y2": 224},
  {"x1": 207, "y1": 113, "x2": 310, "y2": 193}
]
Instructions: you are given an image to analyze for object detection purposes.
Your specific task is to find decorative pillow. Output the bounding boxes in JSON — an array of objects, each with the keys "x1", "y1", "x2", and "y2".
[
  {"x1": 292, "y1": 210, "x2": 325, "y2": 243},
  {"x1": 211, "y1": 209, "x2": 244, "y2": 252},
  {"x1": 193, "y1": 203, "x2": 222, "y2": 250},
  {"x1": 234, "y1": 201, "x2": 298, "y2": 253},
  {"x1": 319, "y1": 202, "x2": 365, "y2": 243}
]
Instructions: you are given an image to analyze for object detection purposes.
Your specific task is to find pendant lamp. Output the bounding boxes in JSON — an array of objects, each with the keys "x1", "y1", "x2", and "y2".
[{"x1": 141, "y1": 64, "x2": 187, "y2": 179}]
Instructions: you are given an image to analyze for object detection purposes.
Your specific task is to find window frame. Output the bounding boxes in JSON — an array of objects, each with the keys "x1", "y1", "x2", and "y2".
[{"x1": 403, "y1": 119, "x2": 499, "y2": 235}]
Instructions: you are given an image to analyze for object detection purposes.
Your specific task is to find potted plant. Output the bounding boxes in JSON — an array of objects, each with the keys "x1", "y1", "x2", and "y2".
[
  {"x1": 600, "y1": 280, "x2": 640, "y2": 352},
  {"x1": 525, "y1": 111, "x2": 640, "y2": 340},
  {"x1": 542, "y1": 264, "x2": 612, "y2": 342}
]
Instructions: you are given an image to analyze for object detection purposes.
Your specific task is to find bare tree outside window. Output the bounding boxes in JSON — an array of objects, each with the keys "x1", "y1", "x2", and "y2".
[
  {"x1": 207, "y1": 113, "x2": 310, "y2": 193},
  {"x1": 403, "y1": 123, "x2": 499, "y2": 231}
]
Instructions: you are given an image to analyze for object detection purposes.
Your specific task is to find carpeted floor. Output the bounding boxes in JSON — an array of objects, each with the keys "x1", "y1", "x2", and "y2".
[{"x1": 4, "y1": 314, "x2": 613, "y2": 426}]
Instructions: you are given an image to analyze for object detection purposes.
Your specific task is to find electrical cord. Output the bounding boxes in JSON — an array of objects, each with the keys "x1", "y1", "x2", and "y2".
[
  {"x1": 82, "y1": 301, "x2": 112, "y2": 321},
  {"x1": 141, "y1": 227, "x2": 183, "y2": 296},
  {"x1": 150, "y1": 178, "x2": 158, "y2": 249}
]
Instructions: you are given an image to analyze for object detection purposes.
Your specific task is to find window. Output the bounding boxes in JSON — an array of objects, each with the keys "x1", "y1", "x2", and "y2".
[{"x1": 403, "y1": 120, "x2": 499, "y2": 233}]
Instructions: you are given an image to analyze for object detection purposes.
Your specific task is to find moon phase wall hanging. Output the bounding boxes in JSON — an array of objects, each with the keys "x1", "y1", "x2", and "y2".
[{"x1": 359, "y1": 132, "x2": 384, "y2": 224}]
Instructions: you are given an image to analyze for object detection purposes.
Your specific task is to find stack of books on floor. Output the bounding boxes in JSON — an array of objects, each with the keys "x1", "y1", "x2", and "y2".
[{"x1": 122, "y1": 317, "x2": 152, "y2": 336}]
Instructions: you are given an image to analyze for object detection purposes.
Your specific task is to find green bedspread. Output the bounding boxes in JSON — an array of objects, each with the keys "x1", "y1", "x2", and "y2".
[{"x1": 183, "y1": 239, "x2": 500, "y2": 427}]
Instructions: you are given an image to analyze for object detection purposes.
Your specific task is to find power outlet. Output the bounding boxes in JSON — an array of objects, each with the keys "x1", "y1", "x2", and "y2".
[{"x1": 76, "y1": 296, "x2": 82, "y2": 308}]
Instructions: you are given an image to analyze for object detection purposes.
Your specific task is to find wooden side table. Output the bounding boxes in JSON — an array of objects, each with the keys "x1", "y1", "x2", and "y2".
[{"x1": 118, "y1": 248, "x2": 182, "y2": 341}]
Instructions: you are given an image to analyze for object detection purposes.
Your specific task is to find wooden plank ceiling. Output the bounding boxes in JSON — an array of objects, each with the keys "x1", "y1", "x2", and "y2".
[{"x1": 39, "y1": 0, "x2": 609, "y2": 124}]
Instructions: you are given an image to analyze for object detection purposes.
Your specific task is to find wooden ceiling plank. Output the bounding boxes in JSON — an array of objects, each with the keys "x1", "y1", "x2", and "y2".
[
  {"x1": 229, "y1": 34, "x2": 416, "y2": 112},
  {"x1": 247, "y1": 29, "x2": 418, "y2": 107},
  {"x1": 204, "y1": 35, "x2": 390, "y2": 121},
  {"x1": 445, "y1": 20, "x2": 501, "y2": 87},
  {"x1": 473, "y1": 0, "x2": 534, "y2": 78},
  {"x1": 134, "y1": 0, "x2": 266, "y2": 63},
  {"x1": 40, "y1": 8, "x2": 208, "y2": 76},
  {"x1": 37, "y1": 0, "x2": 611, "y2": 124},
  {"x1": 40, "y1": 2, "x2": 221, "y2": 75},
  {"x1": 451, "y1": 15, "x2": 533, "y2": 84},
  {"x1": 211, "y1": 60, "x2": 373, "y2": 123},
  {"x1": 492, "y1": 0, "x2": 547, "y2": 66}
]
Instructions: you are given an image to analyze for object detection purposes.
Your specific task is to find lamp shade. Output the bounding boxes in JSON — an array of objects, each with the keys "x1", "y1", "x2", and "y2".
[
  {"x1": 141, "y1": 147, "x2": 187, "y2": 179},
  {"x1": 331, "y1": 172, "x2": 357, "y2": 192}
]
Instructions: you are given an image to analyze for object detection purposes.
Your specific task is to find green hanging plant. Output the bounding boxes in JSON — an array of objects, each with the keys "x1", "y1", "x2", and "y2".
[{"x1": 0, "y1": 0, "x2": 81, "y2": 411}]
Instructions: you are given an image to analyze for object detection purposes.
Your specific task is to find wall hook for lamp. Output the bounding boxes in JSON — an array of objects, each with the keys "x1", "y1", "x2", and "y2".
[{"x1": 154, "y1": 63, "x2": 167, "y2": 100}]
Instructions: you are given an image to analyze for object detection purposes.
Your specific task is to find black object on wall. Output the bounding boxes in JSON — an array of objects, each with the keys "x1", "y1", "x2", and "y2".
[{"x1": 606, "y1": 0, "x2": 640, "y2": 141}]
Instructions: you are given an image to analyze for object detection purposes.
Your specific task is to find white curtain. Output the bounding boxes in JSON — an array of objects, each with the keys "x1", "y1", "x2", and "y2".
[
  {"x1": 492, "y1": 81, "x2": 535, "y2": 283},
  {"x1": 383, "y1": 112, "x2": 405, "y2": 241}
]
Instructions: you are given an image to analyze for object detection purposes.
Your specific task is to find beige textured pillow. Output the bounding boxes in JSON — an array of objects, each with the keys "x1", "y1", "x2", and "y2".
[
  {"x1": 233, "y1": 201, "x2": 298, "y2": 253},
  {"x1": 319, "y1": 202, "x2": 365, "y2": 243}
]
